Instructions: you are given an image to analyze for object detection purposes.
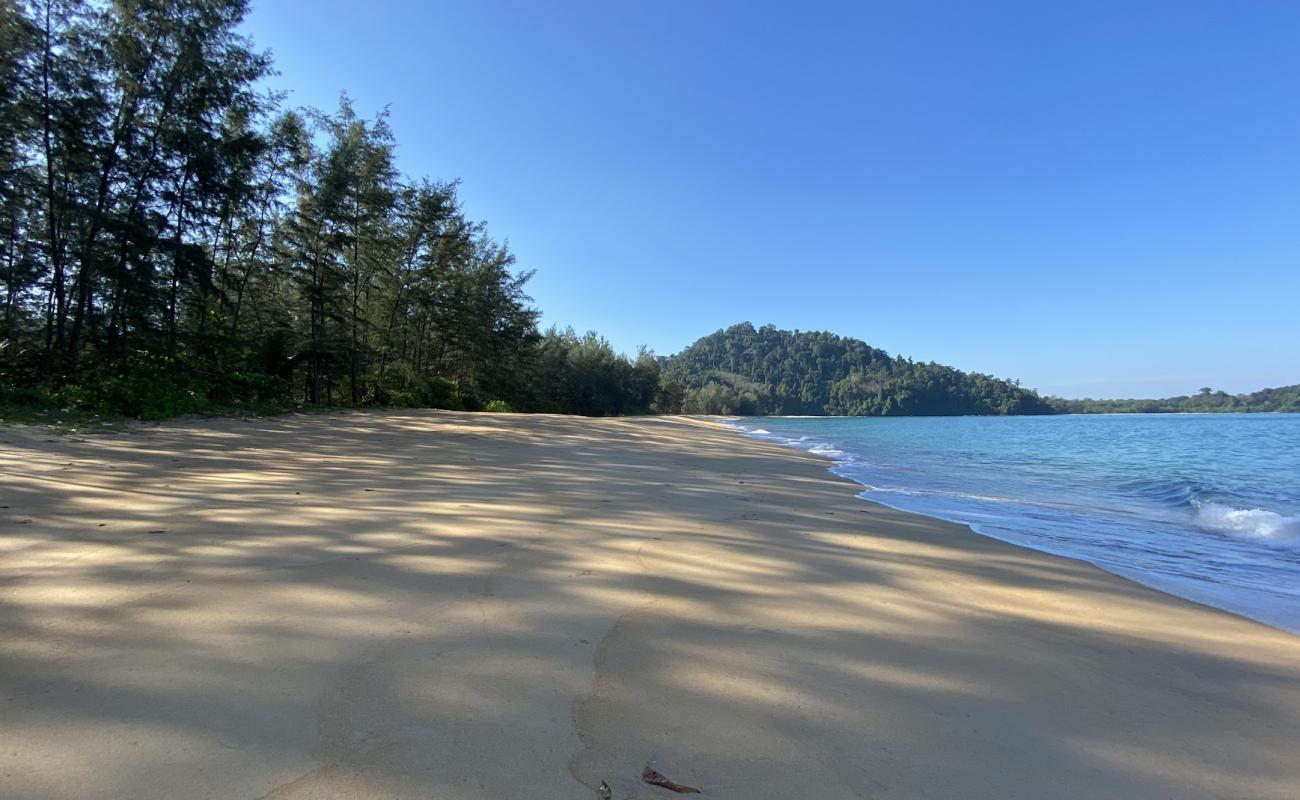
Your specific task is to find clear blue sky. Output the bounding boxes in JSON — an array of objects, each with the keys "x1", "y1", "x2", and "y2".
[{"x1": 240, "y1": 0, "x2": 1300, "y2": 399}]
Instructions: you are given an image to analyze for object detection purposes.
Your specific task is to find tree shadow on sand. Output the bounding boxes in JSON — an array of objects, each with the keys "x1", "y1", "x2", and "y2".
[{"x1": 1, "y1": 411, "x2": 1297, "y2": 799}]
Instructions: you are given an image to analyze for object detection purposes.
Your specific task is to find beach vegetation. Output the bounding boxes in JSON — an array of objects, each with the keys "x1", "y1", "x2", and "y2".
[{"x1": 0, "y1": 0, "x2": 648, "y2": 420}]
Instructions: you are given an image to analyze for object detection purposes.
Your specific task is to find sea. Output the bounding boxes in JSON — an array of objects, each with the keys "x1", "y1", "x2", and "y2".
[{"x1": 721, "y1": 414, "x2": 1300, "y2": 635}]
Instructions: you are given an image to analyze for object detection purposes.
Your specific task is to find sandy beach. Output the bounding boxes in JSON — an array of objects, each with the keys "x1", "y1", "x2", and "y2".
[{"x1": 2, "y1": 411, "x2": 1298, "y2": 799}]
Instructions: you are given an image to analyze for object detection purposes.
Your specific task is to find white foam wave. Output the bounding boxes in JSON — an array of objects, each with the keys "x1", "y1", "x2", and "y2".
[
  {"x1": 808, "y1": 443, "x2": 844, "y2": 457},
  {"x1": 731, "y1": 425, "x2": 848, "y2": 460},
  {"x1": 1194, "y1": 502, "x2": 1300, "y2": 546}
]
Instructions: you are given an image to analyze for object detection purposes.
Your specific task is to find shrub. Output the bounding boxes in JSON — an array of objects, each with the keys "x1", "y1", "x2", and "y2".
[
  {"x1": 47, "y1": 353, "x2": 210, "y2": 420},
  {"x1": 483, "y1": 400, "x2": 513, "y2": 413},
  {"x1": 419, "y1": 377, "x2": 464, "y2": 410}
]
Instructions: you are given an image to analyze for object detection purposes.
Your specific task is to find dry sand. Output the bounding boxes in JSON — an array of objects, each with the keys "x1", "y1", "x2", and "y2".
[{"x1": 1, "y1": 411, "x2": 1298, "y2": 799}]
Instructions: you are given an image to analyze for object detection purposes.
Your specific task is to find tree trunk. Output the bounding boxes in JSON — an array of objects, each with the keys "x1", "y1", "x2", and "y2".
[{"x1": 39, "y1": 3, "x2": 65, "y2": 357}]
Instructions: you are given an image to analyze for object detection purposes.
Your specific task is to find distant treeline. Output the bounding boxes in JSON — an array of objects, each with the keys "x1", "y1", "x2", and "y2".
[{"x1": 1048, "y1": 385, "x2": 1300, "y2": 414}]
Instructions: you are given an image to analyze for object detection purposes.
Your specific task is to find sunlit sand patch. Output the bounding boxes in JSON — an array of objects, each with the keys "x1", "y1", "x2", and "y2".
[{"x1": 1, "y1": 412, "x2": 1298, "y2": 799}]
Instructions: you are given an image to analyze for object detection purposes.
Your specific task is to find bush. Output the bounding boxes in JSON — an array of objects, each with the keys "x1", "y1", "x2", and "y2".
[
  {"x1": 373, "y1": 368, "x2": 465, "y2": 410},
  {"x1": 62, "y1": 375, "x2": 206, "y2": 420},
  {"x1": 419, "y1": 377, "x2": 464, "y2": 410},
  {"x1": 483, "y1": 400, "x2": 513, "y2": 413},
  {"x1": 208, "y1": 371, "x2": 291, "y2": 405},
  {"x1": 45, "y1": 353, "x2": 212, "y2": 420},
  {"x1": 0, "y1": 382, "x2": 52, "y2": 407}
]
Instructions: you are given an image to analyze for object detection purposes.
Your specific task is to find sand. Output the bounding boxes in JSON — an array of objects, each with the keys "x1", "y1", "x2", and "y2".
[{"x1": 1, "y1": 411, "x2": 1298, "y2": 799}]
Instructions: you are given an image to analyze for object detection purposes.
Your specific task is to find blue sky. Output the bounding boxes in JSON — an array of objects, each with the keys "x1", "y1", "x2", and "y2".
[{"x1": 240, "y1": 1, "x2": 1300, "y2": 398}]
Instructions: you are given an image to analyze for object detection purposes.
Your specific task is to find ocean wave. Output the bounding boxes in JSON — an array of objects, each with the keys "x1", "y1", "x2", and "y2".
[
  {"x1": 841, "y1": 476, "x2": 1029, "y2": 508},
  {"x1": 1193, "y1": 501, "x2": 1300, "y2": 546},
  {"x1": 727, "y1": 422, "x2": 845, "y2": 458},
  {"x1": 807, "y1": 443, "x2": 845, "y2": 457},
  {"x1": 1116, "y1": 478, "x2": 1201, "y2": 508}
]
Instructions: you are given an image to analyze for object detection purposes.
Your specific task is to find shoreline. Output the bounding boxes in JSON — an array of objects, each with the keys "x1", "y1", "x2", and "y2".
[
  {"x1": 711, "y1": 415, "x2": 1297, "y2": 634},
  {"x1": 3, "y1": 411, "x2": 1299, "y2": 798},
  {"x1": 716, "y1": 415, "x2": 1300, "y2": 637}
]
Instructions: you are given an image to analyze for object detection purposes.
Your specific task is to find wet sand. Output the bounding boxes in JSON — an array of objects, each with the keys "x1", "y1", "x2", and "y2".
[{"x1": 1, "y1": 411, "x2": 1298, "y2": 799}]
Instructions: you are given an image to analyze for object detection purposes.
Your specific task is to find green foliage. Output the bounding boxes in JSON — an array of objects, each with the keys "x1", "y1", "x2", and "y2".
[
  {"x1": 483, "y1": 400, "x2": 513, "y2": 413},
  {"x1": 681, "y1": 382, "x2": 760, "y2": 415},
  {"x1": 378, "y1": 371, "x2": 463, "y2": 410},
  {"x1": 0, "y1": 0, "x2": 547, "y2": 420},
  {"x1": 652, "y1": 372, "x2": 686, "y2": 415},
  {"x1": 56, "y1": 355, "x2": 211, "y2": 421},
  {"x1": 0, "y1": 380, "x2": 53, "y2": 410},
  {"x1": 666, "y1": 323, "x2": 1054, "y2": 417},
  {"x1": 1048, "y1": 385, "x2": 1300, "y2": 414},
  {"x1": 523, "y1": 329, "x2": 661, "y2": 416}
]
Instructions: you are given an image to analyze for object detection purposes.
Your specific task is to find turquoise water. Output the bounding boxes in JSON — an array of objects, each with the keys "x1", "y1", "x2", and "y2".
[{"x1": 723, "y1": 414, "x2": 1300, "y2": 634}]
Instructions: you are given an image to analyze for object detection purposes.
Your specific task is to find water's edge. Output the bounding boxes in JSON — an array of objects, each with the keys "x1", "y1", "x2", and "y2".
[{"x1": 716, "y1": 418, "x2": 1300, "y2": 637}]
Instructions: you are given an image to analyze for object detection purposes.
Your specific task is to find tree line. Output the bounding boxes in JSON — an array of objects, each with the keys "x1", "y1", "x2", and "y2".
[
  {"x1": 1, "y1": 2, "x2": 1289, "y2": 422},
  {"x1": 0, "y1": 0, "x2": 682, "y2": 418},
  {"x1": 1048, "y1": 385, "x2": 1300, "y2": 414}
]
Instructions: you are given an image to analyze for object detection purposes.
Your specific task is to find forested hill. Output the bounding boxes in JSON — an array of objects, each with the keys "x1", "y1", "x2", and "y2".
[{"x1": 664, "y1": 323, "x2": 1054, "y2": 416}]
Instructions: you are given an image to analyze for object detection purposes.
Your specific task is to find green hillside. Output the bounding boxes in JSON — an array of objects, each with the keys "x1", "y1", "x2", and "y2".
[{"x1": 665, "y1": 323, "x2": 1054, "y2": 416}]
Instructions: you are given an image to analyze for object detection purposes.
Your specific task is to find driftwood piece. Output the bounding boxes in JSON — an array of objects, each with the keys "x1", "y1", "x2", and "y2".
[{"x1": 642, "y1": 764, "x2": 701, "y2": 794}]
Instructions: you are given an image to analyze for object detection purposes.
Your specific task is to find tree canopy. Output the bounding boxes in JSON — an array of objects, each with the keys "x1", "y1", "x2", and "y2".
[{"x1": 0, "y1": 0, "x2": 665, "y2": 419}]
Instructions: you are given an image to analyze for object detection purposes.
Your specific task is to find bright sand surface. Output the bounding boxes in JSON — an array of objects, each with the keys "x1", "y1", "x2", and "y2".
[{"x1": 2, "y1": 412, "x2": 1299, "y2": 799}]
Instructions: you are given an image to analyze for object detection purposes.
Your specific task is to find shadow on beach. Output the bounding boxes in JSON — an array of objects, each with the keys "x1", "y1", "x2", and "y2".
[{"x1": 1, "y1": 411, "x2": 1298, "y2": 799}]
